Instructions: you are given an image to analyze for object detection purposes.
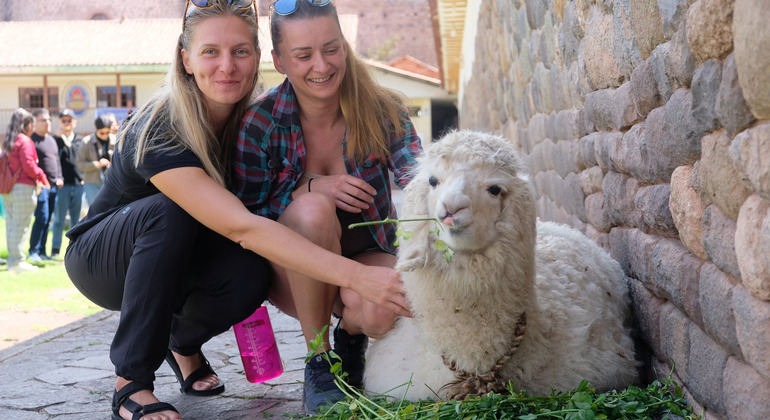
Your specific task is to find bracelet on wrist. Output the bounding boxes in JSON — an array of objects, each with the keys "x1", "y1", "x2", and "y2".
[{"x1": 308, "y1": 178, "x2": 313, "y2": 192}]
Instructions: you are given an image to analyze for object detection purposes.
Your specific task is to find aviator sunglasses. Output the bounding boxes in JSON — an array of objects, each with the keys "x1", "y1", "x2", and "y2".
[
  {"x1": 183, "y1": 0, "x2": 257, "y2": 30},
  {"x1": 271, "y1": 0, "x2": 331, "y2": 15}
]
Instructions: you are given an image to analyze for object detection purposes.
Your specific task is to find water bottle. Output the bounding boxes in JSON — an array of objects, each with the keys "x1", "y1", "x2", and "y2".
[{"x1": 233, "y1": 305, "x2": 284, "y2": 383}]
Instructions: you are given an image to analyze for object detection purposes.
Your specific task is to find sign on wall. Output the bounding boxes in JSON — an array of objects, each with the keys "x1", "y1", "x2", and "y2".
[{"x1": 64, "y1": 82, "x2": 90, "y2": 117}]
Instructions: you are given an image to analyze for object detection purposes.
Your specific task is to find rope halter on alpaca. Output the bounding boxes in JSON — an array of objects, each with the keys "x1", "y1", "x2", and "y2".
[{"x1": 441, "y1": 312, "x2": 527, "y2": 400}]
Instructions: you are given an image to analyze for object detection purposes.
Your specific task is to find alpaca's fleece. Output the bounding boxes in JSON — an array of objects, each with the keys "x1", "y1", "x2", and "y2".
[{"x1": 364, "y1": 130, "x2": 638, "y2": 401}]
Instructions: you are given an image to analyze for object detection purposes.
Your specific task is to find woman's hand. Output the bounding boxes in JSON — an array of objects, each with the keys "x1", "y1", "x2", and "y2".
[
  {"x1": 307, "y1": 174, "x2": 376, "y2": 213},
  {"x1": 351, "y1": 264, "x2": 412, "y2": 318}
]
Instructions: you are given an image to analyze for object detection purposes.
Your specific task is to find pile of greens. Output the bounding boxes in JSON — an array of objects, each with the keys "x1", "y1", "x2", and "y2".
[
  {"x1": 304, "y1": 330, "x2": 694, "y2": 420},
  {"x1": 309, "y1": 378, "x2": 694, "y2": 420}
]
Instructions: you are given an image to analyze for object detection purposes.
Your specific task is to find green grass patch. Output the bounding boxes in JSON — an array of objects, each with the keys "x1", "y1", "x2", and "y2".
[{"x1": 0, "y1": 215, "x2": 100, "y2": 315}]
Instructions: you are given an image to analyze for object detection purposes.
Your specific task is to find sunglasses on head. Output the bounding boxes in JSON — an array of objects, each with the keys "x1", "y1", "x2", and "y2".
[
  {"x1": 271, "y1": 0, "x2": 331, "y2": 16},
  {"x1": 183, "y1": 0, "x2": 257, "y2": 31}
]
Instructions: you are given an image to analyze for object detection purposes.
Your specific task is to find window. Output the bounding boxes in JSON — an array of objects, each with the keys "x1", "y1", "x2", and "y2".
[
  {"x1": 19, "y1": 87, "x2": 59, "y2": 110},
  {"x1": 96, "y1": 86, "x2": 136, "y2": 108}
]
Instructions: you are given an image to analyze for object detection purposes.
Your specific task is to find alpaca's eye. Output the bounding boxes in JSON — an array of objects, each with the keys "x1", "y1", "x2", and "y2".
[
  {"x1": 488, "y1": 185, "x2": 502, "y2": 196},
  {"x1": 428, "y1": 176, "x2": 439, "y2": 187}
]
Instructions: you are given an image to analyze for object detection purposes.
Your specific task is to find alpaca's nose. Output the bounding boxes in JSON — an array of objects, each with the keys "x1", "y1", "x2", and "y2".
[{"x1": 442, "y1": 195, "x2": 471, "y2": 215}]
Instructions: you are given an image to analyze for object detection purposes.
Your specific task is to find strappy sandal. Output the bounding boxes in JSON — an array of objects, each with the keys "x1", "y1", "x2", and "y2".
[
  {"x1": 111, "y1": 381, "x2": 179, "y2": 420},
  {"x1": 165, "y1": 349, "x2": 225, "y2": 396}
]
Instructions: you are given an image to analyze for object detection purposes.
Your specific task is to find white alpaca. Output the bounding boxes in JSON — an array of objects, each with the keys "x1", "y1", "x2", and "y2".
[{"x1": 364, "y1": 130, "x2": 638, "y2": 401}]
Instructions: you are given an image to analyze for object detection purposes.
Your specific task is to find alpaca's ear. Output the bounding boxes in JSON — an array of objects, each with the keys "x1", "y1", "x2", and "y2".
[
  {"x1": 400, "y1": 175, "x2": 432, "y2": 219},
  {"x1": 499, "y1": 178, "x2": 537, "y2": 242},
  {"x1": 396, "y1": 175, "x2": 434, "y2": 271}
]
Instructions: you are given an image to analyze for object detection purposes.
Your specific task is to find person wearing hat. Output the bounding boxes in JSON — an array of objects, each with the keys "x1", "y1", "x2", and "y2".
[
  {"x1": 51, "y1": 108, "x2": 84, "y2": 258},
  {"x1": 76, "y1": 114, "x2": 116, "y2": 206}
]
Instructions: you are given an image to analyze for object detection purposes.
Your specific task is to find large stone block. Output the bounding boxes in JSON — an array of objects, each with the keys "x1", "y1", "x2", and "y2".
[
  {"x1": 585, "y1": 192, "x2": 612, "y2": 232},
  {"x1": 652, "y1": 238, "x2": 704, "y2": 325},
  {"x1": 635, "y1": 184, "x2": 678, "y2": 237},
  {"x1": 723, "y1": 357, "x2": 770, "y2": 419},
  {"x1": 540, "y1": 12, "x2": 557, "y2": 67},
  {"x1": 630, "y1": 59, "x2": 663, "y2": 120},
  {"x1": 627, "y1": 278, "x2": 665, "y2": 359},
  {"x1": 733, "y1": 285, "x2": 770, "y2": 382},
  {"x1": 527, "y1": 113, "x2": 547, "y2": 146},
  {"x1": 690, "y1": 60, "x2": 723, "y2": 133},
  {"x1": 594, "y1": 132, "x2": 623, "y2": 173},
  {"x1": 646, "y1": 102, "x2": 699, "y2": 183},
  {"x1": 658, "y1": 0, "x2": 690, "y2": 39},
  {"x1": 584, "y1": 83, "x2": 637, "y2": 131},
  {"x1": 629, "y1": 0, "x2": 666, "y2": 59},
  {"x1": 609, "y1": 227, "x2": 661, "y2": 286},
  {"x1": 702, "y1": 205, "x2": 741, "y2": 280},
  {"x1": 561, "y1": 172, "x2": 587, "y2": 221},
  {"x1": 603, "y1": 171, "x2": 640, "y2": 227},
  {"x1": 552, "y1": 109, "x2": 579, "y2": 141},
  {"x1": 553, "y1": 140, "x2": 579, "y2": 177},
  {"x1": 686, "y1": 0, "x2": 734, "y2": 62},
  {"x1": 733, "y1": 0, "x2": 770, "y2": 119},
  {"x1": 583, "y1": 5, "x2": 624, "y2": 89},
  {"x1": 578, "y1": 133, "x2": 599, "y2": 167},
  {"x1": 699, "y1": 262, "x2": 741, "y2": 357},
  {"x1": 612, "y1": 0, "x2": 643, "y2": 80},
  {"x1": 549, "y1": 67, "x2": 572, "y2": 113},
  {"x1": 735, "y1": 195, "x2": 770, "y2": 301},
  {"x1": 621, "y1": 123, "x2": 657, "y2": 183},
  {"x1": 699, "y1": 132, "x2": 753, "y2": 219},
  {"x1": 579, "y1": 166, "x2": 604, "y2": 196},
  {"x1": 661, "y1": 89, "x2": 705, "y2": 172},
  {"x1": 667, "y1": 20, "x2": 697, "y2": 90},
  {"x1": 531, "y1": 62, "x2": 554, "y2": 114},
  {"x1": 558, "y1": 1, "x2": 583, "y2": 66},
  {"x1": 526, "y1": 0, "x2": 548, "y2": 29},
  {"x1": 715, "y1": 54, "x2": 757, "y2": 137},
  {"x1": 659, "y1": 302, "x2": 692, "y2": 382},
  {"x1": 730, "y1": 123, "x2": 770, "y2": 201},
  {"x1": 670, "y1": 166, "x2": 708, "y2": 259},
  {"x1": 686, "y1": 323, "x2": 729, "y2": 416},
  {"x1": 649, "y1": 42, "x2": 674, "y2": 102}
]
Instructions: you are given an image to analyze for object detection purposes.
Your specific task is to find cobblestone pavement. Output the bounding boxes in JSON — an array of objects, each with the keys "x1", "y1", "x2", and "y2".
[{"x1": 0, "y1": 305, "x2": 309, "y2": 419}]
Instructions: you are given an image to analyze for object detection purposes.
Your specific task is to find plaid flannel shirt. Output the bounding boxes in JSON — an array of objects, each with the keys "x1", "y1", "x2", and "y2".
[{"x1": 234, "y1": 79, "x2": 422, "y2": 254}]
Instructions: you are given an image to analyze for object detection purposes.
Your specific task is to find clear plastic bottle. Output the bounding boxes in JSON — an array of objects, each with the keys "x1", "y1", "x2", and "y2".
[{"x1": 233, "y1": 305, "x2": 283, "y2": 383}]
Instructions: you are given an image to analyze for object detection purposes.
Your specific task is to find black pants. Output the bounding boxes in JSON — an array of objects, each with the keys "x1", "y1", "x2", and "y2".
[{"x1": 65, "y1": 193, "x2": 270, "y2": 384}]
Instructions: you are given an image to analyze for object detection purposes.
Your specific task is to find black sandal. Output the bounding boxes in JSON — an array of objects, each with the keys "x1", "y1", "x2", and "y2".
[
  {"x1": 111, "y1": 381, "x2": 179, "y2": 420},
  {"x1": 165, "y1": 349, "x2": 225, "y2": 396}
]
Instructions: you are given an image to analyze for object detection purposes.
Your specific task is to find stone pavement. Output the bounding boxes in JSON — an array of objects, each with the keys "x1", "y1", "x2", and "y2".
[{"x1": 0, "y1": 305, "x2": 310, "y2": 419}]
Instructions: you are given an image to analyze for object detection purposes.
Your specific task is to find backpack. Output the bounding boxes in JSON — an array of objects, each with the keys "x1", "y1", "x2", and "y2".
[{"x1": 0, "y1": 151, "x2": 21, "y2": 194}]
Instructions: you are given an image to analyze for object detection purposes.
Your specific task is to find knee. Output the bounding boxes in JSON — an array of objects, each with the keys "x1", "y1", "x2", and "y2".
[
  {"x1": 279, "y1": 193, "x2": 340, "y2": 242},
  {"x1": 360, "y1": 306, "x2": 398, "y2": 339},
  {"x1": 145, "y1": 194, "x2": 197, "y2": 235}
]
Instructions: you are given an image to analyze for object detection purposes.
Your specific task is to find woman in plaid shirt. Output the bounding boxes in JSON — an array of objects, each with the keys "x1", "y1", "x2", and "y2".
[{"x1": 234, "y1": 0, "x2": 422, "y2": 413}]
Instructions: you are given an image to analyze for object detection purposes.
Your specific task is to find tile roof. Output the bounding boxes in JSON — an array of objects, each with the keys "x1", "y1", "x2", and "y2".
[{"x1": 0, "y1": 15, "x2": 358, "y2": 72}]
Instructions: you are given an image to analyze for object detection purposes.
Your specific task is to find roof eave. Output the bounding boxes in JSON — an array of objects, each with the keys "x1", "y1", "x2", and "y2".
[{"x1": 0, "y1": 64, "x2": 170, "y2": 76}]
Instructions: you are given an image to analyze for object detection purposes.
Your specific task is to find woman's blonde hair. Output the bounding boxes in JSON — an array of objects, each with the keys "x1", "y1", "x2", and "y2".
[
  {"x1": 270, "y1": 1, "x2": 407, "y2": 163},
  {"x1": 120, "y1": 1, "x2": 260, "y2": 187}
]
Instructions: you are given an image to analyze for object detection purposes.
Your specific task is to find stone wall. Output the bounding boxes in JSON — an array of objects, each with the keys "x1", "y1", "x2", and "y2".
[{"x1": 459, "y1": 0, "x2": 769, "y2": 418}]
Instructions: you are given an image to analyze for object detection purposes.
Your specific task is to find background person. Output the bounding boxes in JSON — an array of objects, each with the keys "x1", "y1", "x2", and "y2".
[
  {"x1": 234, "y1": 0, "x2": 421, "y2": 412},
  {"x1": 2, "y1": 108, "x2": 50, "y2": 272},
  {"x1": 29, "y1": 108, "x2": 63, "y2": 262},
  {"x1": 76, "y1": 115, "x2": 115, "y2": 205},
  {"x1": 51, "y1": 108, "x2": 84, "y2": 258},
  {"x1": 64, "y1": 2, "x2": 409, "y2": 420}
]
